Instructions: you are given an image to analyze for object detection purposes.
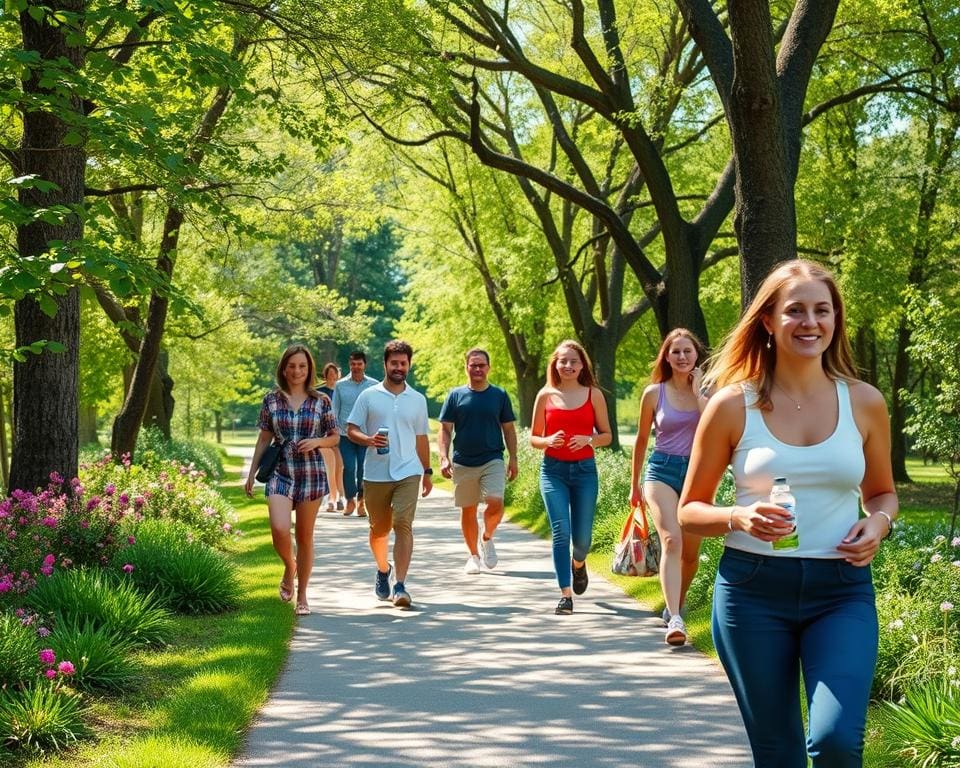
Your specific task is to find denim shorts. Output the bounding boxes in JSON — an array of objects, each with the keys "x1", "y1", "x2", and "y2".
[{"x1": 643, "y1": 451, "x2": 689, "y2": 495}]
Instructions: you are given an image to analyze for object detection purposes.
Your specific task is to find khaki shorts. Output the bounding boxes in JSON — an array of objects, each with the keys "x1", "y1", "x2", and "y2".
[
  {"x1": 363, "y1": 475, "x2": 421, "y2": 537},
  {"x1": 452, "y1": 459, "x2": 506, "y2": 508}
]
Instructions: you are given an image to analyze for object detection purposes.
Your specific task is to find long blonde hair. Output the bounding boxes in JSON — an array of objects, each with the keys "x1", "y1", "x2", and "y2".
[{"x1": 703, "y1": 260, "x2": 858, "y2": 409}]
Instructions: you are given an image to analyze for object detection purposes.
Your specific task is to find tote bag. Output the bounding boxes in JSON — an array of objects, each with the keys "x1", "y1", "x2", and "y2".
[
  {"x1": 255, "y1": 440, "x2": 286, "y2": 483},
  {"x1": 611, "y1": 502, "x2": 661, "y2": 577}
]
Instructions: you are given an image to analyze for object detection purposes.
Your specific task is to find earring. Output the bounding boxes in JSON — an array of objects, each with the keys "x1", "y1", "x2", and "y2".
[{"x1": 766, "y1": 333, "x2": 772, "y2": 350}]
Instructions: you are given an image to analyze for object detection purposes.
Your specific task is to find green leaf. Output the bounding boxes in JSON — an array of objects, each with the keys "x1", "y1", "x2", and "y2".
[
  {"x1": 37, "y1": 293, "x2": 58, "y2": 317},
  {"x1": 27, "y1": 4, "x2": 45, "y2": 21},
  {"x1": 45, "y1": 341, "x2": 66, "y2": 353}
]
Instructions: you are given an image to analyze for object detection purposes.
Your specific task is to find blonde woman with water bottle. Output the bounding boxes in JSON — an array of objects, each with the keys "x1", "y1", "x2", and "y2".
[{"x1": 679, "y1": 260, "x2": 898, "y2": 768}]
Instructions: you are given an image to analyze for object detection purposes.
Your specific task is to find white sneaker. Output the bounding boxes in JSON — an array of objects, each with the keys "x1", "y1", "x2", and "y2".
[
  {"x1": 479, "y1": 534, "x2": 498, "y2": 569},
  {"x1": 661, "y1": 607, "x2": 670, "y2": 626},
  {"x1": 665, "y1": 614, "x2": 687, "y2": 646},
  {"x1": 464, "y1": 555, "x2": 482, "y2": 575}
]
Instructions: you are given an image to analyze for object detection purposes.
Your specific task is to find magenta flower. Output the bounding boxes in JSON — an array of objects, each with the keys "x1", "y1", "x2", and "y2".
[
  {"x1": 49, "y1": 471, "x2": 64, "y2": 485},
  {"x1": 45, "y1": 668, "x2": 57, "y2": 680},
  {"x1": 41, "y1": 516, "x2": 58, "y2": 528},
  {"x1": 37, "y1": 626, "x2": 50, "y2": 638},
  {"x1": 38, "y1": 648, "x2": 56, "y2": 665},
  {"x1": 104, "y1": 483, "x2": 116, "y2": 496},
  {"x1": 43, "y1": 554, "x2": 56, "y2": 566},
  {"x1": 57, "y1": 661, "x2": 76, "y2": 676},
  {"x1": 127, "y1": 535, "x2": 136, "y2": 545},
  {"x1": 122, "y1": 563, "x2": 135, "y2": 574}
]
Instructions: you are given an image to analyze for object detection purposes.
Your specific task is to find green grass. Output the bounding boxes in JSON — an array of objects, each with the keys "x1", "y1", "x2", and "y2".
[{"x1": 17, "y1": 450, "x2": 294, "y2": 768}]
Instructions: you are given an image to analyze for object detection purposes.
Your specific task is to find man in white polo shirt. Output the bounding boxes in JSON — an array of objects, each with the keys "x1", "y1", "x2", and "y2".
[{"x1": 347, "y1": 340, "x2": 433, "y2": 608}]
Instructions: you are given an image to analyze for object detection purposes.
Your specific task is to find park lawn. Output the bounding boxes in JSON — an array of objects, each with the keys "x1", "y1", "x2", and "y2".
[{"x1": 21, "y1": 451, "x2": 293, "y2": 768}]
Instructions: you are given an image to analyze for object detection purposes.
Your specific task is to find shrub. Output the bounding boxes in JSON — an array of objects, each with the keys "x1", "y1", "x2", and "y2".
[
  {"x1": 136, "y1": 427, "x2": 225, "y2": 481},
  {"x1": 881, "y1": 677, "x2": 960, "y2": 767},
  {"x1": 46, "y1": 617, "x2": 137, "y2": 692},
  {"x1": 26, "y1": 569, "x2": 172, "y2": 647},
  {"x1": 79, "y1": 453, "x2": 237, "y2": 547},
  {"x1": 115, "y1": 520, "x2": 241, "y2": 614},
  {"x1": 0, "y1": 683, "x2": 87, "y2": 754},
  {"x1": 0, "y1": 611, "x2": 39, "y2": 689}
]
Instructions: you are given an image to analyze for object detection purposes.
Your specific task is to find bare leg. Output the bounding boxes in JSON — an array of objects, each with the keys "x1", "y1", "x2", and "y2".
[
  {"x1": 370, "y1": 530, "x2": 390, "y2": 572},
  {"x1": 460, "y1": 505, "x2": 480, "y2": 555},
  {"x1": 293, "y1": 499, "x2": 321, "y2": 607},
  {"x1": 481, "y1": 497, "x2": 504, "y2": 540},
  {"x1": 393, "y1": 524, "x2": 413, "y2": 582},
  {"x1": 679, "y1": 529, "x2": 702, "y2": 608},
  {"x1": 267, "y1": 495, "x2": 297, "y2": 590},
  {"x1": 644, "y1": 481, "x2": 685, "y2": 617}
]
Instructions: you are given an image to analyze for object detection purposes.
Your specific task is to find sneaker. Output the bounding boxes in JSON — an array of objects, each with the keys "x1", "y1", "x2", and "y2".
[
  {"x1": 661, "y1": 607, "x2": 670, "y2": 626},
  {"x1": 555, "y1": 596, "x2": 574, "y2": 615},
  {"x1": 479, "y1": 534, "x2": 498, "y2": 569},
  {"x1": 572, "y1": 562, "x2": 589, "y2": 595},
  {"x1": 375, "y1": 564, "x2": 393, "y2": 600},
  {"x1": 335, "y1": 499, "x2": 345, "y2": 512},
  {"x1": 665, "y1": 614, "x2": 687, "y2": 646},
  {"x1": 464, "y1": 555, "x2": 482, "y2": 575},
  {"x1": 392, "y1": 581, "x2": 411, "y2": 608}
]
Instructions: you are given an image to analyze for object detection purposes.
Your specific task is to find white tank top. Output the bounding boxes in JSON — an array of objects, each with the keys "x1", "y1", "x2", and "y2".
[{"x1": 726, "y1": 379, "x2": 865, "y2": 558}]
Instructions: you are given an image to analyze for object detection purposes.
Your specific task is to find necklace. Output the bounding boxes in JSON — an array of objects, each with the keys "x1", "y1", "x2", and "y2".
[{"x1": 772, "y1": 381, "x2": 802, "y2": 411}]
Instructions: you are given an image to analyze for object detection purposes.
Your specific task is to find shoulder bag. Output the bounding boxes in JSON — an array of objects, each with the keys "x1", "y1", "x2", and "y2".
[
  {"x1": 611, "y1": 502, "x2": 661, "y2": 577},
  {"x1": 255, "y1": 439, "x2": 286, "y2": 484}
]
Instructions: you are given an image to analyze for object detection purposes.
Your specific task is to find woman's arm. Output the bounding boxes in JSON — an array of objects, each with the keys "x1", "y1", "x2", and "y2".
[
  {"x1": 567, "y1": 388, "x2": 613, "y2": 451},
  {"x1": 630, "y1": 385, "x2": 657, "y2": 506},
  {"x1": 245, "y1": 429, "x2": 275, "y2": 496},
  {"x1": 529, "y1": 390, "x2": 563, "y2": 451}
]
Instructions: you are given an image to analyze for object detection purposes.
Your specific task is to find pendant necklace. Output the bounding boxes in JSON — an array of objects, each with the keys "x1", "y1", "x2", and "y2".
[{"x1": 773, "y1": 381, "x2": 802, "y2": 411}]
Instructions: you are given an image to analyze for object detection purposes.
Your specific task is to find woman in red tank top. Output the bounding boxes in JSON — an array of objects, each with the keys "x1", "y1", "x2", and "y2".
[{"x1": 530, "y1": 340, "x2": 612, "y2": 615}]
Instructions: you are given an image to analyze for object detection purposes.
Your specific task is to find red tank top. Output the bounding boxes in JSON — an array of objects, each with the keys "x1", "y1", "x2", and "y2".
[{"x1": 544, "y1": 391, "x2": 596, "y2": 461}]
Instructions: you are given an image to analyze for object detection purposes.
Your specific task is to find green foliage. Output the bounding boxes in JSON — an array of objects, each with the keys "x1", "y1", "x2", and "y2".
[
  {"x1": 25, "y1": 569, "x2": 172, "y2": 648},
  {"x1": 46, "y1": 617, "x2": 137, "y2": 692},
  {"x1": 115, "y1": 520, "x2": 241, "y2": 614},
  {"x1": 881, "y1": 678, "x2": 960, "y2": 768},
  {"x1": 0, "y1": 610, "x2": 39, "y2": 689},
  {"x1": 136, "y1": 427, "x2": 225, "y2": 482},
  {"x1": 0, "y1": 683, "x2": 88, "y2": 754}
]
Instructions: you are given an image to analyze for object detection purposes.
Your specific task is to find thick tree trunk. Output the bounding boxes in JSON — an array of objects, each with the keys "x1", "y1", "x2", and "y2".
[
  {"x1": 890, "y1": 318, "x2": 912, "y2": 483},
  {"x1": 0, "y1": 384, "x2": 9, "y2": 490},
  {"x1": 141, "y1": 351, "x2": 174, "y2": 438},
  {"x1": 78, "y1": 404, "x2": 99, "y2": 446},
  {"x1": 10, "y1": 0, "x2": 85, "y2": 491}
]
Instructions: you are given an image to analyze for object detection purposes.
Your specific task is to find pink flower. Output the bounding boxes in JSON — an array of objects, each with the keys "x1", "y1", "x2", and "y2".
[
  {"x1": 45, "y1": 668, "x2": 57, "y2": 680},
  {"x1": 122, "y1": 563, "x2": 135, "y2": 574},
  {"x1": 38, "y1": 648, "x2": 56, "y2": 665},
  {"x1": 43, "y1": 554, "x2": 56, "y2": 566},
  {"x1": 57, "y1": 661, "x2": 75, "y2": 676},
  {"x1": 49, "y1": 471, "x2": 64, "y2": 485},
  {"x1": 104, "y1": 483, "x2": 116, "y2": 496},
  {"x1": 942, "y1": 602, "x2": 955, "y2": 613},
  {"x1": 41, "y1": 516, "x2": 58, "y2": 528},
  {"x1": 127, "y1": 535, "x2": 136, "y2": 545},
  {"x1": 37, "y1": 626, "x2": 50, "y2": 638}
]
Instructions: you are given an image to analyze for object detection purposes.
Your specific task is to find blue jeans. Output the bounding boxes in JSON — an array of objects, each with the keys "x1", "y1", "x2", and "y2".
[
  {"x1": 713, "y1": 548, "x2": 878, "y2": 768},
  {"x1": 643, "y1": 450, "x2": 689, "y2": 495},
  {"x1": 539, "y1": 456, "x2": 598, "y2": 589},
  {"x1": 339, "y1": 437, "x2": 368, "y2": 500}
]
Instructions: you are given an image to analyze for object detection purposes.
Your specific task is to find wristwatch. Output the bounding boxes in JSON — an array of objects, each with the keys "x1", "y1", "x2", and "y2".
[{"x1": 423, "y1": 467, "x2": 434, "y2": 475}]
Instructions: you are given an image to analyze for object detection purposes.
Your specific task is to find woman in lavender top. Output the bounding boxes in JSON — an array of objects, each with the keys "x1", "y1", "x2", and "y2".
[{"x1": 629, "y1": 328, "x2": 708, "y2": 645}]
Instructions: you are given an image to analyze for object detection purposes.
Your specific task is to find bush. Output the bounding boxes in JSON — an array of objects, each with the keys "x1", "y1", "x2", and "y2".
[
  {"x1": 79, "y1": 453, "x2": 237, "y2": 547},
  {"x1": 26, "y1": 569, "x2": 172, "y2": 647},
  {"x1": 47, "y1": 617, "x2": 137, "y2": 692},
  {"x1": 0, "y1": 611, "x2": 39, "y2": 689},
  {"x1": 880, "y1": 677, "x2": 960, "y2": 767},
  {"x1": 115, "y1": 520, "x2": 241, "y2": 614},
  {"x1": 0, "y1": 683, "x2": 87, "y2": 754},
  {"x1": 136, "y1": 427, "x2": 225, "y2": 481}
]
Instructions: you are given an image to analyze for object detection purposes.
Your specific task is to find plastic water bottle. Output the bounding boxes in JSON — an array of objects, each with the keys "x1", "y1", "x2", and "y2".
[
  {"x1": 375, "y1": 426, "x2": 390, "y2": 455},
  {"x1": 770, "y1": 477, "x2": 798, "y2": 551}
]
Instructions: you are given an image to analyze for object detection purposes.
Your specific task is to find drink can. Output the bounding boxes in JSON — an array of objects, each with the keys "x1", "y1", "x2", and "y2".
[{"x1": 376, "y1": 426, "x2": 390, "y2": 455}]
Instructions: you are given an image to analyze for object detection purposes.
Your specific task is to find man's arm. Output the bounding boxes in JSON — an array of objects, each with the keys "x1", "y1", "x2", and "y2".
[
  {"x1": 502, "y1": 421, "x2": 518, "y2": 481},
  {"x1": 438, "y1": 422, "x2": 454, "y2": 479},
  {"x1": 416, "y1": 433, "x2": 433, "y2": 497}
]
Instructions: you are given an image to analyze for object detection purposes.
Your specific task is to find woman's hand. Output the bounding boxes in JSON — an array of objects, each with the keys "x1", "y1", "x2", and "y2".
[
  {"x1": 546, "y1": 430, "x2": 566, "y2": 449},
  {"x1": 244, "y1": 476, "x2": 254, "y2": 497},
  {"x1": 296, "y1": 438, "x2": 322, "y2": 455},
  {"x1": 689, "y1": 366, "x2": 704, "y2": 392},
  {"x1": 629, "y1": 484, "x2": 644, "y2": 509},
  {"x1": 566, "y1": 434, "x2": 593, "y2": 451},
  {"x1": 733, "y1": 502, "x2": 797, "y2": 542},
  {"x1": 836, "y1": 516, "x2": 886, "y2": 566}
]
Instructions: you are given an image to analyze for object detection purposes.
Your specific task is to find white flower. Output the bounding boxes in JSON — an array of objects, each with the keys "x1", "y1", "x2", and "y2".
[
  {"x1": 952, "y1": 537, "x2": 960, "y2": 548},
  {"x1": 888, "y1": 619, "x2": 904, "y2": 630},
  {"x1": 949, "y1": 666, "x2": 957, "y2": 678},
  {"x1": 934, "y1": 535, "x2": 947, "y2": 545},
  {"x1": 941, "y1": 602, "x2": 954, "y2": 612},
  {"x1": 953, "y1": 736, "x2": 960, "y2": 749},
  {"x1": 932, "y1": 553, "x2": 943, "y2": 563},
  {"x1": 700, "y1": 554, "x2": 709, "y2": 562},
  {"x1": 911, "y1": 634, "x2": 920, "y2": 644},
  {"x1": 953, "y1": 561, "x2": 960, "y2": 568}
]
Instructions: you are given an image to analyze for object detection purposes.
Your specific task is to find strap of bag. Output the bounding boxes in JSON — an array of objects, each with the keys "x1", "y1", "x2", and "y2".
[{"x1": 632, "y1": 503, "x2": 650, "y2": 537}]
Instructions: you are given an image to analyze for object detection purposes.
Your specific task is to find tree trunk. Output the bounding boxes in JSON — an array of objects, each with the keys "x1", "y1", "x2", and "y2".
[
  {"x1": 141, "y1": 350, "x2": 174, "y2": 438},
  {"x1": 0, "y1": 383, "x2": 9, "y2": 490},
  {"x1": 214, "y1": 411, "x2": 223, "y2": 443},
  {"x1": 78, "y1": 404, "x2": 99, "y2": 446},
  {"x1": 10, "y1": 0, "x2": 85, "y2": 491},
  {"x1": 890, "y1": 318, "x2": 912, "y2": 483}
]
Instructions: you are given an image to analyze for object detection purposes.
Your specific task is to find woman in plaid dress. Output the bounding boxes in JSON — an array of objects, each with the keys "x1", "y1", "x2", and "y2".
[{"x1": 245, "y1": 344, "x2": 339, "y2": 616}]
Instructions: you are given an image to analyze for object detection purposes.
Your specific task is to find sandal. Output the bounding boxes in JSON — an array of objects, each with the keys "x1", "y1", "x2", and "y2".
[
  {"x1": 279, "y1": 580, "x2": 294, "y2": 602},
  {"x1": 295, "y1": 602, "x2": 311, "y2": 616}
]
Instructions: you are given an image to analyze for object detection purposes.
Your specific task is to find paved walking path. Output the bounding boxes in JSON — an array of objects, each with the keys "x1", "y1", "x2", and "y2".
[{"x1": 232, "y1": 451, "x2": 751, "y2": 768}]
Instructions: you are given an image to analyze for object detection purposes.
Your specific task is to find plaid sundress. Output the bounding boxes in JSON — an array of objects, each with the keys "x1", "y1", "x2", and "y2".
[{"x1": 258, "y1": 389, "x2": 338, "y2": 502}]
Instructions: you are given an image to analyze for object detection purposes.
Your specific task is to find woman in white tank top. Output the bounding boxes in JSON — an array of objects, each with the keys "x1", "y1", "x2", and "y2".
[{"x1": 678, "y1": 260, "x2": 898, "y2": 768}]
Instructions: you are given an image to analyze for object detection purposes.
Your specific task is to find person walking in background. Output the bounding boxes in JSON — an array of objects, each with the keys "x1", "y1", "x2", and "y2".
[
  {"x1": 319, "y1": 362, "x2": 345, "y2": 513},
  {"x1": 679, "y1": 260, "x2": 898, "y2": 767},
  {"x1": 630, "y1": 328, "x2": 708, "y2": 646},
  {"x1": 438, "y1": 348, "x2": 518, "y2": 575},
  {"x1": 333, "y1": 350, "x2": 377, "y2": 517},
  {"x1": 347, "y1": 340, "x2": 433, "y2": 609},
  {"x1": 530, "y1": 340, "x2": 612, "y2": 615},
  {"x1": 245, "y1": 344, "x2": 340, "y2": 617}
]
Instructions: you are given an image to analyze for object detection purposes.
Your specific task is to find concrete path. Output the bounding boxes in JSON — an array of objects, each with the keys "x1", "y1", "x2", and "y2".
[{"x1": 231, "y1": 454, "x2": 750, "y2": 767}]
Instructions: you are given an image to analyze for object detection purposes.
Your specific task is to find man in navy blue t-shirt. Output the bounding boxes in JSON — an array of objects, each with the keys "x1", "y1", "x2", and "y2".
[{"x1": 438, "y1": 348, "x2": 518, "y2": 574}]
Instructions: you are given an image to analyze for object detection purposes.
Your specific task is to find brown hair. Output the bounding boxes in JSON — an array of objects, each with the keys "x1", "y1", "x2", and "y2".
[
  {"x1": 383, "y1": 339, "x2": 414, "y2": 364},
  {"x1": 276, "y1": 344, "x2": 318, "y2": 395},
  {"x1": 321, "y1": 362, "x2": 340, "y2": 380},
  {"x1": 464, "y1": 347, "x2": 490, "y2": 364},
  {"x1": 650, "y1": 328, "x2": 707, "y2": 383},
  {"x1": 545, "y1": 339, "x2": 599, "y2": 389},
  {"x1": 703, "y1": 259, "x2": 858, "y2": 409}
]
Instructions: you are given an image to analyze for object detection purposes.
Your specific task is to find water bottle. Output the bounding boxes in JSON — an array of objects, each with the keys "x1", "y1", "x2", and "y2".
[
  {"x1": 770, "y1": 477, "x2": 798, "y2": 551},
  {"x1": 375, "y1": 426, "x2": 390, "y2": 455}
]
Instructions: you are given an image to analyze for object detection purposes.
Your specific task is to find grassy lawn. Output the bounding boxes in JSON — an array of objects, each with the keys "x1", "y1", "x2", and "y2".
[{"x1": 21, "y1": 448, "x2": 292, "y2": 768}]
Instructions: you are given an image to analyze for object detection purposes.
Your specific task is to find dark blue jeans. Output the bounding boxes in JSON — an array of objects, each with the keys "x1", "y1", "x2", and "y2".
[
  {"x1": 539, "y1": 455, "x2": 598, "y2": 590},
  {"x1": 713, "y1": 548, "x2": 878, "y2": 768},
  {"x1": 338, "y1": 437, "x2": 368, "y2": 500}
]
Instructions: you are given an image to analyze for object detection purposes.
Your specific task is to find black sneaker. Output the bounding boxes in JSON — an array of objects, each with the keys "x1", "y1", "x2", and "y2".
[
  {"x1": 555, "y1": 596, "x2": 573, "y2": 615},
  {"x1": 392, "y1": 581, "x2": 412, "y2": 608},
  {"x1": 572, "y1": 562, "x2": 589, "y2": 595},
  {"x1": 375, "y1": 564, "x2": 392, "y2": 600}
]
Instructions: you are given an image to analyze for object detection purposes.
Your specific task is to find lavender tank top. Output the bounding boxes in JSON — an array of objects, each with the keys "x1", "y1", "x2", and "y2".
[{"x1": 652, "y1": 383, "x2": 700, "y2": 456}]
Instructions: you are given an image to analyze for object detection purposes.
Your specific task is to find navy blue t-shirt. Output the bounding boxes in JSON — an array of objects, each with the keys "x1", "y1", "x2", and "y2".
[{"x1": 438, "y1": 385, "x2": 516, "y2": 467}]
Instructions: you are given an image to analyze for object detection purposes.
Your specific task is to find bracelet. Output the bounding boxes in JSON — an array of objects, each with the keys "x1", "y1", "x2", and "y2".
[
  {"x1": 728, "y1": 508, "x2": 735, "y2": 532},
  {"x1": 874, "y1": 510, "x2": 895, "y2": 539}
]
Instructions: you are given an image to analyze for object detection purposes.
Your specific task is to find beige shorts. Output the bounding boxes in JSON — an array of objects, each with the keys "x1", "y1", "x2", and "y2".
[
  {"x1": 363, "y1": 476, "x2": 421, "y2": 537},
  {"x1": 452, "y1": 459, "x2": 506, "y2": 508}
]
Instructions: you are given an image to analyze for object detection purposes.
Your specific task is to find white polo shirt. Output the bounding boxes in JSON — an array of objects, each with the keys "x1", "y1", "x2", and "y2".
[{"x1": 347, "y1": 382, "x2": 429, "y2": 482}]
